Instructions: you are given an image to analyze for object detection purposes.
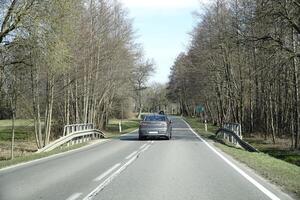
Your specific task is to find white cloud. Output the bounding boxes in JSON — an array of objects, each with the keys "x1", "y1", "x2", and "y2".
[{"x1": 120, "y1": 0, "x2": 208, "y2": 9}]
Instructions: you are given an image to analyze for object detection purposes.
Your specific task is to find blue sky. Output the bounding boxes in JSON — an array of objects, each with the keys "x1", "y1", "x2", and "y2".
[{"x1": 120, "y1": 0, "x2": 209, "y2": 84}]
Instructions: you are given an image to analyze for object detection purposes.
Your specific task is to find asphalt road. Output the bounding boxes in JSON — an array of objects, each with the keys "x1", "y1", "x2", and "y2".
[{"x1": 0, "y1": 117, "x2": 294, "y2": 200}]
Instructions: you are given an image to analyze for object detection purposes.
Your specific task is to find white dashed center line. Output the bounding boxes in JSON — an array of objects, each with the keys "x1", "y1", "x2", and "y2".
[
  {"x1": 94, "y1": 163, "x2": 121, "y2": 182},
  {"x1": 125, "y1": 151, "x2": 138, "y2": 160},
  {"x1": 66, "y1": 193, "x2": 82, "y2": 200}
]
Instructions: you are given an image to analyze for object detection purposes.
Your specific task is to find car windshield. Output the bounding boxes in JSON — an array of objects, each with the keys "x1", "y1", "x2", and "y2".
[{"x1": 144, "y1": 115, "x2": 166, "y2": 121}]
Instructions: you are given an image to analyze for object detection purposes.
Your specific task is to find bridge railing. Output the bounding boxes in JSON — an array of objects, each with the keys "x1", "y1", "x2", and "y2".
[
  {"x1": 216, "y1": 123, "x2": 258, "y2": 152},
  {"x1": 37, "y1": 123, "x2": 105, "y2": 153},
  {"x1": 63, "y1": 123, "x2": 94, "y2": 136},
  {"x1": 221, "y1": 123, "x2": 242, "y2": 145}
]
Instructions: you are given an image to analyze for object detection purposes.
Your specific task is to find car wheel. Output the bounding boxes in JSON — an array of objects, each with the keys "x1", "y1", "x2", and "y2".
[{"x1": 139, "y1": 135, "x2": 144, "y2": 140}]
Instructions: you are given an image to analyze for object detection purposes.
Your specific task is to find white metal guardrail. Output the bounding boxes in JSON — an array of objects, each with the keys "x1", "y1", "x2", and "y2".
[
  {"x1": 63, "y1": 123, "x2": 94, "y2": 136},
  {"x1": 222, "y1": 123, "x2": 242, "y2": 145},
  {"x1": 215, "y1": 123, "x2": 258, "y2": 152},
  {"x1": 37, "y1": 124, "x2": 105, "y2": 153}
]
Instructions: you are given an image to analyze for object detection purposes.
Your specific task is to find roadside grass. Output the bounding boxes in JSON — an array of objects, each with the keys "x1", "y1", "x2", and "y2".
[
  {"x1": 185, "y1": 117, "x2": 300, "y2": 198},
  {"x1": 245, "y1": 137, "x2": 300, "y2": 167},
  {"x1": 0, "y1": 119, "x2": 37, "y2": 160},
  {"x1": 184, "y1": 117, "x2": 218, "y2": 138},
  {"x1": 105, "y1": 118, "x2": 140, "y2": 138},
  {"x1": 0, "y1": 119, "x2": 35, "y2": 141}
]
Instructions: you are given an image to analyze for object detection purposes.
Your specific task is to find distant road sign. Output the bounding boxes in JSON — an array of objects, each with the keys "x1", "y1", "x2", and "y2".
[{"x1": 196, "y1": 105, "x2": 205, "y2": 113}]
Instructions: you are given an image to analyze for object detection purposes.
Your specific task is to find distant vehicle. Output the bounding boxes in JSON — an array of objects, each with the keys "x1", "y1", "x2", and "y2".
[
  {"x1": 139, "y1": 114, "x2": 172, "y2": 140},
  {"x1": 159, "y1": 110, "x2": 165, "y2": 115}
]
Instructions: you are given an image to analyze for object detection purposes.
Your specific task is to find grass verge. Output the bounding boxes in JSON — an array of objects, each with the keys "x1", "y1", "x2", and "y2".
[
  {"x1": 185, "y1": 117, "x2": 300, "y2": 199},
  {"x1": 105, "y1": 118, "x2": 140, "y2": 138}
]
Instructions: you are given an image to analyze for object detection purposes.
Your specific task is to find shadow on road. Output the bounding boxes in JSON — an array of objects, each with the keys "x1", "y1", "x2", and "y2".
[
  {"x1": 119, "y1": 135, "x2": 170, "y2": 141},
  {"x1": 118, "y1": 130, "x2": 202, "y2": 142}
]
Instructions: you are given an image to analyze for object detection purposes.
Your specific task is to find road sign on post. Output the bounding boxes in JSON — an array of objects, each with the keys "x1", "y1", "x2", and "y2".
[{"x1": 196, "y1": 105, "x2": 205, "y2": 113}]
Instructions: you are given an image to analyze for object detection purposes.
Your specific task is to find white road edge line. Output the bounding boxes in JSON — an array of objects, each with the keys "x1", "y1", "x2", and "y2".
[
  {"x1": 66, "y1": 193, "x2": 82, "y2": 200},
  {"x1": 125, "y1": 151, "x2": 138, "y2": 160},
  {"x1": 182, "y1": 119, "x2": 281, "y2": 200},
  {"x1": 83, "y1": 156, "x2": 137, "y2": 200},
  {"x1": 94, "y1": 163, "x2": 121, "y2": 182}
]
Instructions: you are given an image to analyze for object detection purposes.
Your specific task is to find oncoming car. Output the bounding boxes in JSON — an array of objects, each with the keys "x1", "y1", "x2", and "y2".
[{"x1": 138, "y1": 114, "x2": 172, "y2": 140}]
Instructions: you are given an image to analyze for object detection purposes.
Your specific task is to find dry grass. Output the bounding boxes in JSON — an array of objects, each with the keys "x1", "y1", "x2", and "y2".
[{"x1": 0, "y1": 140, "x2": 37, "y2": 160}]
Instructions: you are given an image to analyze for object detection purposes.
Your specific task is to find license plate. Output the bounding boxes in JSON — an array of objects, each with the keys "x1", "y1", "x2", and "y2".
[{"x1": 149, "y1": 131, "x2": 158, "y2": 134}]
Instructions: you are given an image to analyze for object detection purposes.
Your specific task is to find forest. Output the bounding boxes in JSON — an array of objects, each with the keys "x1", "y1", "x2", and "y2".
[
  {"x1": 0, "y1": 0, "x2": 153, "y2": 154},
  {"x1": 168, "y1": 0, "x2": 300, "y2": 149}
]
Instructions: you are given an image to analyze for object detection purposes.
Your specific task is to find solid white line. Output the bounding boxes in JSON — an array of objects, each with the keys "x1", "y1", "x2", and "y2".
[
  {"x1": 182, "y1": 119, "x2": 281, "y2": 200},
  {"x1": 139, "y1": 144, "x2": 147, "y2": 149},
  {"x1": 94, "y1": 163, "x2": 121, "y2": 182},
  {"x1": 83, "y1": 156, "x2": 138, "y2": 200},
  {"x1": 125, "y1": 151, "x2": 138, "y2": 160},
  {"x1": 66, "y1": 193, "x2": 82, "y2": 200}
]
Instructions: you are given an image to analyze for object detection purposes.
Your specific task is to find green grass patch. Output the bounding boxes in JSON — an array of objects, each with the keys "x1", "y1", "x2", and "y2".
[
  {"x1": 0, "y1": 119, "x2": 35, "y2": 141},
  {"x1": 245, "y1": 137, "x2": 300, "y2": 167},
  {"x1": 0, "y1": 119, "x2": 35, "y2": 127},
  {"x1": 0, "y1": 129, "x2": 34, "y2": 141},
  {"x1": 185, "y1": 118, "x2": 300, "y2": 198},
  {"x1": 0, "y1": 142, "x2": 87, "y2": 169},
  {"x1": 104, "y1": 118, "x2": 140, "y2": 138},
  {"x1": 184, "y1": 117, "x2": 218, "y2": 139}
]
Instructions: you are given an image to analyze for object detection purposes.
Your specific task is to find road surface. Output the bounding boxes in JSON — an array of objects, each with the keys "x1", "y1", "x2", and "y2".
[{"x1": 0, "y1": 117, "x2": 293, "y2": 200}]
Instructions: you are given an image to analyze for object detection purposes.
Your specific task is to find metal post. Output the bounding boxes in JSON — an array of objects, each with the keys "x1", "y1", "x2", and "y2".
[{"x1": 119, "y1": 122, "x2": 122, "y2": 133}]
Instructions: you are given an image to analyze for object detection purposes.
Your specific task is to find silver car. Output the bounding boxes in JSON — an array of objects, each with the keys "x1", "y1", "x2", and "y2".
[{"x1": 138, "y1": 115, "x2": 172, "y2": 140}]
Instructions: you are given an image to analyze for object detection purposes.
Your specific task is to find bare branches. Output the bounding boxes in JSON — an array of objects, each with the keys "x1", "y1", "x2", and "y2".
[{"x1": 168, "y1": 0, "x2": 300, "y2": 149}]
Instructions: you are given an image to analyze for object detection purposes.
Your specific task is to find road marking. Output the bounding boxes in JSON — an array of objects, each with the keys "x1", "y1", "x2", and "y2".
[
  {"x1": 125, "y1": 151, "x2": 138, "y2": 160},
  {"x1": 84, "y1": 156, "x2": 138, "y2": 200},
  {"x1": 139, "y1": 144, "x2": 147, "y2": 149},
  {"x1": 140, "y1": 144, "x2": 150, "y2": 152},
  {"x1": 84, "y1": 142, "x2": 154, "y2": 200},
  {"x1": 94, "y1": 163, "x2": 121, "y2": 182},
  {"x1": 66, "y1": 193, "x2": 82, "y2": 200},
  {"x1": 182, "y1": 120, "x2": 281, "y2": 200}
]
